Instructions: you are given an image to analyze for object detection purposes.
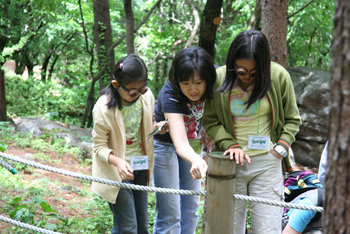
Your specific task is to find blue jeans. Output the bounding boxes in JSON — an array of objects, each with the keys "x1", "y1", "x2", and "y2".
[
  {"x1": 153, "y1": 140, "x2": 201, "y2": 234},
  {"x1": 109, "y1": 170, "x2": 149, "y2": 234}
]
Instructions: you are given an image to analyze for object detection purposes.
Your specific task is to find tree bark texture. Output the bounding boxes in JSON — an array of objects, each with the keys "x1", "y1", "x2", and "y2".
[
  {"x1": 123, "y1": 0, "x2": 135, "y2": 54},
  {"x1": 0, "y1": 70, "x2": 7, "y2": 121},
  {"x1": 261, "y1": 0, "x2": 288, "y2": 67},
  {"x1": 325, "y1": 0, "x2": 350, "y2": 233},
  {"x1": 199, "y1": 0, "x2": 223, "y2": 58},
  {"x1": 93, "y1": 0, "x2": 115, "y2": 90}
]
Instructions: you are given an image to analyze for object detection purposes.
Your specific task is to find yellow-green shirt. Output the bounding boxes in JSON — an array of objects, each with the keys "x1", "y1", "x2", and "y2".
[
  {"x1": 230, "y1": 84, "x2": 273, "y2": 156},
  {"x1": 121, "y1": 98, "x2": 142, "y2": 162}
]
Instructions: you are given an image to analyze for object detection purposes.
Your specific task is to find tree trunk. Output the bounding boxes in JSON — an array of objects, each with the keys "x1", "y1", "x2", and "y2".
[
  {"x1": 82, "y1": 0, "x2": 161, "y2": 127},
  {"x1": 124, "y1": 0, "x2": 135, "y2": 54},
  {"x1": 93, "y1": 0, "x2": 115, "y2": 91},
  {"x1": 184, "y1": 0, "x2": 200, "y2": 48},
  {"x1": 0, "y1": 70, "x2": 7, "y2": 121},
  {"x1": 261, "y1": 0, "x2": 288, "y2": 67},
  {"x1": 248, "y1": 0, "x2": 261, "y2": 30},
  {"x1": 199, "y1": 0, "x2": 223, "y2": 58},
  {"x1": 41, "y1": 49, "x2": 54, "y2": 81},
  {"x1": 48, "y1": 52, "x2": 62, "y2": 82},
  {"x1": 325, "y1": 0, "x2": 350, "y2": 232}
]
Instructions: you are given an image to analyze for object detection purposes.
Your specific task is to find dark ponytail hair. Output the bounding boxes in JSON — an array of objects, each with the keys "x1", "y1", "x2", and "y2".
[
  {"x1": 100, "y1": 54, "x2": 148, "y2": 109},
  {"x1": 169, "y1": 46, "x2": 216, "y2": 101},
  {"x1": 219, "y1": 30, "x2": 271, "y2": 108}
]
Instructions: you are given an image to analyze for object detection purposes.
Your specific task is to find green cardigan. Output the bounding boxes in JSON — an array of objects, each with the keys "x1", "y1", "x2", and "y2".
[{"x1": 202, "y1": 62, "x2": 301, "y2": 171}]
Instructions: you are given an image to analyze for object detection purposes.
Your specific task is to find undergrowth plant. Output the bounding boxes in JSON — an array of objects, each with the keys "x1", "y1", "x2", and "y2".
[
  {"x1": 4, "y1": 73, "x2": 87, "y2": 126},
  {"x1": 0, "y1": 122, "x2": 207, "y2": 233}
]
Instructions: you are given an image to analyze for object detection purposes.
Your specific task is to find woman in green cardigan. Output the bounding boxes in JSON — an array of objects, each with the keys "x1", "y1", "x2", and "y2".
[{"x1": 203, "y1": 30, "x2": 301, "y2": 234}]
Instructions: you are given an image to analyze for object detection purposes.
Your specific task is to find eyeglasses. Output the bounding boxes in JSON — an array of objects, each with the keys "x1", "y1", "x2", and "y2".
[
  {"x1": 234, "y1": 66, "x2": 257, "y2": 78},
  {"x1": 119, "y1": 81, "x2": 148, "y2": 97}
]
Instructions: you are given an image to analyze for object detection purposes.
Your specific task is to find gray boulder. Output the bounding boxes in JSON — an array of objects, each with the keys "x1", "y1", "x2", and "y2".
[
  {"x1": 288, "y1": 67, "x2": 330, "y2": 168},
  {"x1": 15, "y1": 117, "x2": 66, "y2": 137},
  {"x1": 14, "y1": 117, "x2": 93, "y2": 158}
]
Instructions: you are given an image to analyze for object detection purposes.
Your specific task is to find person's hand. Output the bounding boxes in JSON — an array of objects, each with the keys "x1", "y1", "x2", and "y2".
[
  {"x1": 223, "y1": 148, "x2": 251, "y2": 166},
  {"x1": 153, "y1": 120, "x2": 169, "y2": 135},
  {"x1": 115, "y1": 157, "x2": 134, "y2": 180},
  {"x1": 190, "y1": 156, "x2": 208, "y2": 179}
]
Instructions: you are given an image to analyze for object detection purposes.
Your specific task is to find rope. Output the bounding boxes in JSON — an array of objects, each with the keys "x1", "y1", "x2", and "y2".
[
  {"x1": 234, "y1": 194, "x2": 323, "y2": 213},
  {"x1": 0, "y1": 158, "x2": 17, "y2": 174},
  {"x1": 0, "y1": 152, "x2": 323, "y2": 213},
  {"x1": 0, "y1": 215, "x2": 61, "y2": 234},
  {"x1": 0, "y1": 152, "x2": 203, "y2": 196}
]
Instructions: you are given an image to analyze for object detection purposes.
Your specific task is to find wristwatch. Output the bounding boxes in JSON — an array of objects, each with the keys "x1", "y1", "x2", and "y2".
[{"x1": 273, "y1": 145, "x2": 288, "y2": 158}]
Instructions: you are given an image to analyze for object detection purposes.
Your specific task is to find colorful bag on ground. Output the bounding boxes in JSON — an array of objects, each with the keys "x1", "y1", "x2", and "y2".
[{"x1": 284, "y1": 170, "x2": 323, "y2": 202}]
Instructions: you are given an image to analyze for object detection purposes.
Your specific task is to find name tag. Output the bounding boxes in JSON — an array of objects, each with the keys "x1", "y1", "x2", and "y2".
[
  {"x1": 248, "y1": 135, "x2": 269, "y2": 150},
  {"x1": 130, "y1": 156, "x2": 148, "y2": 171}
]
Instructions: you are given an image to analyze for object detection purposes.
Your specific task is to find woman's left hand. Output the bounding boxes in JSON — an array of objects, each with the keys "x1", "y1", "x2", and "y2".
[
  {"x1": 223, "y1": 148, "x2": 251, "y2": 166},
  {"x1": 190, "y1": 156, "x2": 208, "y2": 179}
]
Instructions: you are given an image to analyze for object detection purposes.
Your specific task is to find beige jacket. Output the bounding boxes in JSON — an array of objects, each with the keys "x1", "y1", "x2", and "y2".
[{"x1": 91, "y1": 90, "x2": 155, "y2": 203}]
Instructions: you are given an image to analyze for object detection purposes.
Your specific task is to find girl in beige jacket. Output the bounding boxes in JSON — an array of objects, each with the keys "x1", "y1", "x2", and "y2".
[{"x1": 92, "y1": 54, "x2": 154, "y2": 234}]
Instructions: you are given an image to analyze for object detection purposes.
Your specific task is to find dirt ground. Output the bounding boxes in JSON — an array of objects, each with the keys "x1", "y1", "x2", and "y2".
[{"x1": 0, "y1": 144, "x2": 94, "y2": 231}]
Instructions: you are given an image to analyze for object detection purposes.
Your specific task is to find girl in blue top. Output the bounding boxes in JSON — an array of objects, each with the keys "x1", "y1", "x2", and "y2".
[{"x1": 153, "y1": 46, "x2": 216, "y2": 234}]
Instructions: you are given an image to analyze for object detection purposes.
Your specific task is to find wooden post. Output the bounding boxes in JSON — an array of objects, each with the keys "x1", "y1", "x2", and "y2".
[
  {"x1": 0, "y1": 70, "x2": 7, "y2": 121},
  {"x1": 204, "y1": 152, "x2": 236, "y2": 234}
]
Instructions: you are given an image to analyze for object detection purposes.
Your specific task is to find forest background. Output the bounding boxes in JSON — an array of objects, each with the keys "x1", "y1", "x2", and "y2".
[
  {"x1": 0, "y1": 0, "x2": 337, "y2": 233},
  {"x1": 0, "y1": 0, "x2": 333, "y2": 127}
]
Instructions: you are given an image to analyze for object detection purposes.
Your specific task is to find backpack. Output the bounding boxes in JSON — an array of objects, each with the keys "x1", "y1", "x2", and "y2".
[
  {"x1": 284, "y1": 170, "x2": 323, "y2": 202},
  {"x1": 282, "y1": 171, "x2": 324, "y2": 233}
]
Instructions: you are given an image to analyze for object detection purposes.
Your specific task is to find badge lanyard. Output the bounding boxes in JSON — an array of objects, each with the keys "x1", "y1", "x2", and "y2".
[{"x1": 247, "y1": 100, "x2": 269, "y2": 150}]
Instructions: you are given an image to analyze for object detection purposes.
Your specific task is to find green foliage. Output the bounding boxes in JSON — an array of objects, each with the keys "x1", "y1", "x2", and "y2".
[
  {"x1": 148, "y1": 193, "x2": 156, "y2": 232},
  {"x1": 1, "y1": 0, "x2": 333, "y2": 122},
  {"x1": 0, "y1": 142, "x2": 6, "y2": 152},
  {"x1": 4, "y1": 73, "x2": 87, "y2": 125},
  {"x1": 287, "y1": 0, "x2": 334, "y2": 70},
  {"x1": 215, "y1": 0, "x2": 256, "y2": 66},
  {"x1": 0, "y1": 122, "x2": 12, "y2": 153},
  {"x1": 0, "y1": 34, "x2": 32, "y2": 63},
  {"x1": 67, "y1": 196, "x2": 113, "y2": 233},
  {"x1": 5, "y1": 188, "x2": 69, "y2": 232}
]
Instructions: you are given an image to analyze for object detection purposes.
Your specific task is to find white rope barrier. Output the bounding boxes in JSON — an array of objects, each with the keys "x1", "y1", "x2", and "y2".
[
  {"x1": 0, "y1": 152, "x2": 323, "y2": 214},
  {"x1": 0, "y1": 152, "x2": 203, "y2": 196},
  {"x1": 234, "y1": 194, "x2": 323, "y2": 213},
  {"x1": 0, "y1": 215, "x2": 61, "y2": 234}
]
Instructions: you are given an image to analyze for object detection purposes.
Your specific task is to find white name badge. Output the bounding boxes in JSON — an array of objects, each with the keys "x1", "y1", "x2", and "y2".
[
  {"x1": 248, "y1": 135, "x2": 269, "y2": 150},
  {"x1": 130, "y1": 156, "x2": 149, "y2": 171}
]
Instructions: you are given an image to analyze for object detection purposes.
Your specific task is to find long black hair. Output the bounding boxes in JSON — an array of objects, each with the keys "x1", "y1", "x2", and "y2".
[
  {"x1": 168, "y1": 46, "x2": 216, "y2": 101},
  {"x1": 100, "y1": 54, "x2": 148, "y2": 110},
  {"x1": 219, "y1": 30, "x2": 271, "y2": 108}
]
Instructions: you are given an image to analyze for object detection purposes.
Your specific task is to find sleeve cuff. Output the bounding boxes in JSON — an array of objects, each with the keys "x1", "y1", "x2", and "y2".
[
  {"x1": 277, "y1": 139, "x2": 290, "y2": 152},
  {"x1": 227, "y1": 144, "x2": 242, "y2": 150},
  {"x1": 99, "y1": 149, "x2": 114, "y2": 163}
]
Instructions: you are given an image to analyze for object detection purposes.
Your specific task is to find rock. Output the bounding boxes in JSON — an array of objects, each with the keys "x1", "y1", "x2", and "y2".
[
  {"x1": 59, "y1": 185, "x2": 81, "y2": 194},
  {"x1": 288, "y1": 67, "x2": 330, "y2": 168},
  {"x1": 79, "y1": 142, "x2": 93, "y2": 159},
  {"x1": 13, "y1": 117, "x2": 93, "y2": 158},
  {"x1": 14, "y1": 117, "x2": 66, "y2": 137},
  {"x1": 53, "y1": 127, "x2": 92, "y2": 148}
]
